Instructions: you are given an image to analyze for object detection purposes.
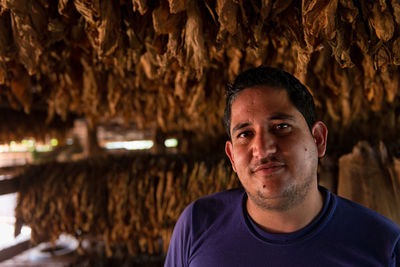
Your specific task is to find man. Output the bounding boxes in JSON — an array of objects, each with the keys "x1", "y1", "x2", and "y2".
[{"x1": 165, "y1": 67, "x2": 400, "y2": 266}]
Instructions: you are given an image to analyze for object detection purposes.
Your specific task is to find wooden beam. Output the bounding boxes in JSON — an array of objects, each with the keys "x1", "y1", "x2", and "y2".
[
  {"x1": 0, "y1": 176, "x2": 20, "y2": 195},
  {"x1": 0, "y1": 240, "x2": 31, "y2": 262},
  {"x1": 0, "y1": 165, "x2": 24, "y2": 176}
]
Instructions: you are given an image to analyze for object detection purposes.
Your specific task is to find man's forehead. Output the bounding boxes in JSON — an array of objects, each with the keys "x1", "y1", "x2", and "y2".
[
  {"x1": 232, "y1": 86, "x2": 288, "y2": 104},
  {"x1": 231, "y1": 87, "x2": 291, "y2": 112},
  {"x1": 229, "y1": 87, "x2": 302, "y2": 131}
]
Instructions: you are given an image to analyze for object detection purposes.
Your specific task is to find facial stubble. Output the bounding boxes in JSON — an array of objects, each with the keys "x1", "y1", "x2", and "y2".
[{"x1": 245, "y1": 172, "x2": 314, "y2": 211}]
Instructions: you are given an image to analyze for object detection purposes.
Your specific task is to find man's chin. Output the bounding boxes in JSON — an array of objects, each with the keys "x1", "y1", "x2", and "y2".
[{"x1": 247, "y1": 190, "x2": 292, "y2": 211}]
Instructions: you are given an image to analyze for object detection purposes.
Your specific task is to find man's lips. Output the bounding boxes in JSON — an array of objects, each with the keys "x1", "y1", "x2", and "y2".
[{"x1": 251, "y1": 162, "x2": 286, "y2": 174}]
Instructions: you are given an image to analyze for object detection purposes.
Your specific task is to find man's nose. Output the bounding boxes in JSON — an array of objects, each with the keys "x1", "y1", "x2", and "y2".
[{"x1": 252, "y1": 131, "x2": 277, "y2": 158}]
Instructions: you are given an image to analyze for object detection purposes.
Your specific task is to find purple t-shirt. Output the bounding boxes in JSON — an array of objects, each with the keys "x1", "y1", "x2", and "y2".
[{"x1": 165, "y1": 187, "x2": 400, "y2": 267}]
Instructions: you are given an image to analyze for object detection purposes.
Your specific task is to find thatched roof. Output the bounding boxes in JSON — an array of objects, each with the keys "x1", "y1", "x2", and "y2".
[{"x1": 1, "y1": 0, "x2": 400, "y2": 149}]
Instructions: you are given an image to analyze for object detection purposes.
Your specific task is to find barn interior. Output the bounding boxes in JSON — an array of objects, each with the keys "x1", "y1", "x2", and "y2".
[{"x1": 1, "y1": 0, "x2": 400, "y2": 266}]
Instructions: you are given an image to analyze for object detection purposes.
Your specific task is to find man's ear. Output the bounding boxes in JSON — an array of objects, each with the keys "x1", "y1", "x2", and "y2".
[
  {"x1": 312, "y1": 121, "x2": 328, "y2": 157},
  {"x1": 225, "y1": 141, "x2": 237, "y2": 172}
]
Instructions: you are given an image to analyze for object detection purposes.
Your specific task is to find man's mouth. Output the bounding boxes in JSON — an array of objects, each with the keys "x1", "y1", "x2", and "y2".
[{"x1": 251, "y1": 162, "x2": 286, "y2": 175}]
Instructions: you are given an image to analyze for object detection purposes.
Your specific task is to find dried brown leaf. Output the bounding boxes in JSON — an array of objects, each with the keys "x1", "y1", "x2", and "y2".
[
  {"x1": 303, "y1": 0, "x2": 338, "y2": 48},
  {"x1": 216, "y1": 0, "x2": 238, "y2": 35},
  {"x1": 132, "y1": 0, "x2": 148, "y2": 15},
  {"x1": 73, "y1": 0, "x2": 100, "y2": 24},
  {"x1": 8, "y1": 1, "x2": 46, "y2": 75},
  {"x1": 53, "y1": 85, "x2": 70, "y2": 121},
  {"x1": 313, "y1": 51, "x2": 340, "y2": 97},
  {"x1": 58, "y1": 0, "x2": 71, "y2": 17},
  {"x1": 166, "y1": 30, "x2": 181, "y2": 59},
  {"x1": 339, "y1": 71, "x2": 351, "y2": 126},
  {"x1": 328, "y1": 21, "x2": 354, "y2": 68},
  {"x1": 227, "y1": 47, "x2": 242, "y2": 81},
  {"x1": 81, "y1": 57, "x2": 100, "y2": 123},
  {"x1": 9, "y1": 67, "x2": 31, "y2": 113},
  {"x1": 294, "y1": 47, "x2": 311, "y2": 84},
  {"x1": 380, "y1": 71, "x2": 398, "y2": 103},
  {"x1": 153, "y1": 0, "x2": 182, "y2": 34},
  {"x1": 326, "y1": 98, "x2": 341, "y2": 121},
  {"x1": 392, "y1": 37, "x2": 400, "y2": 65},
  {"x1": 379, "y1": 0, "x2": 387, "y2": 11},
  {"x1": 174, "y1": 69, "x2": 189, "y2": 100},
  {"x1": 3, "y1": 0, "x2": 47, "y2": 32},
  {"x1": 97, "y1": 1, "x2": 121, "y2": 58},
  {"x1": 272, "y1": 0, "x2": 293, "y2": 16},
  {"x1": 0, "y1": 62, "x2": 6, "y2": 84},
  {"x1": 73, "y1": 0, "x2": 100, "y2": 53},
  {"x1": 362, "y1": 54, "x2": 375, "y2": 80},
  {"x1": 369, "y1": 79, "x2": 384, "y2": 112},
  {"x1": 349, "y1": 69, "x2": 364, "y2": 120},
  {"x1": 185, "y1": 1, "x2": 207, "y2": 78},
  {"x1": 140, "y1": 51, "x2": 156, "y2": 79},
  {"x1": 339, "y1": 0, "x2": 358, "y2": 23},
  {"x1": 368, "y1": 1, "x2": 394, "y2": 41},
  {"x1": 107, "y1": 74, "x2": 122, "y2": 117},
  {"x1": 373, "y1": 44, "x2": 390, "y2": 72},
  {"x1": 280, "y1": 5, "x2": 307, "y2": 51},
  {"x1": 0, "y1": 11, "x2": 13, "y2": 61},
  {"x1": 355, "y1": 19, "x2": 369, "y2": 53},
  {"x1": 260, "y1": 0, "x2": 273, "y2": 20},
  {"x1": 168, "y1": 0, "x2": 188, "y2": 13},
  {"x1": 392, "y1": 0, "x2": 400, "y2": 25},
  {"x1": 187, "y1": 77, "x2": 206, "y2": 115}
]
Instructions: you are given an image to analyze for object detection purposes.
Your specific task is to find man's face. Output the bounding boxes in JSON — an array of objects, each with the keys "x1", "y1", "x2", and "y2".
[{"x1": 225, "y1": 86, "x2": 327, "y2": 211}]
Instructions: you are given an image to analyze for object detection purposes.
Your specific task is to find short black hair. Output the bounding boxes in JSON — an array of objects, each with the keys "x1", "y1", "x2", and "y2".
[{"x1": 224, "y1": 66, "x2": 316, "y2": 139}]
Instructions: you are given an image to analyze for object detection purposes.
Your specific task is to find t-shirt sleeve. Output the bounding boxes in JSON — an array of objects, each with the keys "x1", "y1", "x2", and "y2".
[
  {"x1": 393, "y1": 236, "x2": 400, "y2": 267},
  {"x1": 164, "y1": 204, "x2": 193, "y2": 267}
]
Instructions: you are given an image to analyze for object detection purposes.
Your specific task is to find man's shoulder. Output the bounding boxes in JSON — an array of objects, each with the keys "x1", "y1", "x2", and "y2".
[
  {"x1": 333, "y1": 193, "x2": 400, "y2": 235},
  {"x1": 165, "y1": 188, "x2": 246, "y2": 266},
  {"x1": 179, "y1": 187, "x2": 244, "y2": 233},
  {"x1": 192, "y1": 187, "x2": 244, "y2": 206},
  {"x1": 188, "y1": 187, "x2": 244, "y2": 217}
]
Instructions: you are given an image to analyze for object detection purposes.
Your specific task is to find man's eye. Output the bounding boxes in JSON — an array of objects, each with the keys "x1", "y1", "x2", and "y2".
[
  {"x1": 276, "y1": 124, "x2": 288, "y2": 129},
  {"x1": 273, "y1": 124, "x2": 291, "y2": 133},
  {"x1": 237, "y1": 131, "x2": 252, "y2": 138}
]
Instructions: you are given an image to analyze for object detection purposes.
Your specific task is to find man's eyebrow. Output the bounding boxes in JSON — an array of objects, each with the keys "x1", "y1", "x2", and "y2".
[
  {"x1": 232, "y1": 122, "x2": 250, "y2": 135},
  {"x1": 269, "y1": 113, "x2": 296, "y2": 121}
]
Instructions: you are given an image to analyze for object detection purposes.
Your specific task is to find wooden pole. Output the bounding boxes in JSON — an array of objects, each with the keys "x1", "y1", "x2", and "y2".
[
  {"x1": 0, "y1": 240, "x2": 31, "y2": 262},
  {"x1": 0, "y1": 176, "x2": 20, "y2": 195},
  {"x1": 0, "y1": 166, "x2": 24, "y2": 176}
]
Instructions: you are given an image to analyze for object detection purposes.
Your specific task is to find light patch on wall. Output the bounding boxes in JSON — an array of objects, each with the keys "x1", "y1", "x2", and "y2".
[
  {"x1": 50, "y1": 138, "x2": 58, "y2": 146},
  {"x1": 35, "y1": 145, "x2": 52, "y2": 152},
  {"x1": 0, "y1": 139, "x2": 56, "y2": 153},
  {"x1": 105, "y1": 140, "x2": 154, "y2": 150},
  {"x1": 0, "y1": 145, "x2": 9, "y2": 153},
  {"x1": 164, "y1": 138, "x2": 178, "y2": 148}
]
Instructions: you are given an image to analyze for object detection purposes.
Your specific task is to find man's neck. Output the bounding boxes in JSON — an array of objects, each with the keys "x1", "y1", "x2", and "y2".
[{"x1": 246, "y1": 187, "x2": 325, "y2": 234}]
